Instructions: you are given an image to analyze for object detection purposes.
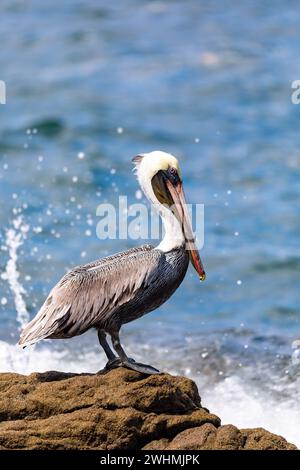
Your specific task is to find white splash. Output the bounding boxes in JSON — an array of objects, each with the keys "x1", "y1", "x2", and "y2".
[
  {"x1": 200, "y1": 374, "x2": 300, "y2": 448},
  {"x1": 1, "y1": 216, "x2": 30, "y2": 329},
  {"x1": 0, "y1": 340, "x2": 105, "y2": 375}
]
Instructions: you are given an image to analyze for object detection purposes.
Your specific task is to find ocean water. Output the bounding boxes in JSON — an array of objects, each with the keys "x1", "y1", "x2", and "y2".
[{"x1": 1, "y1": 0, "x2": 300, "y2": 447}]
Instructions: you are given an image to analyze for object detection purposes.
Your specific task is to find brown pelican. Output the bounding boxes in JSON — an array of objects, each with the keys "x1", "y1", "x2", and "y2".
[{"x1": 19, "y1": 151, "x2": 205, "y2": 374}]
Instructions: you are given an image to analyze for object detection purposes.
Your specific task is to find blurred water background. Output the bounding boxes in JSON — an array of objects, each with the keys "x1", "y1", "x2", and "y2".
[{"x1": 0, "y1": 0, "x2": 300, "y2": 446}]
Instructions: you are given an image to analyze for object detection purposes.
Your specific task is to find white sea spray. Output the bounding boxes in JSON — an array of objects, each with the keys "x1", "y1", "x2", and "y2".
[{"x1": 1, "y1": 216, "x2": 30, "y2": 329}]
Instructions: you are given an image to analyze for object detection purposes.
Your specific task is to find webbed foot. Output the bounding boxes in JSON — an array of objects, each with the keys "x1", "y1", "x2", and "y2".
[
  {"x1": 121, "y1": 358, "x2": 160, "y2": 375},
  {"x1": 97, "y1": 357, "x2": 122, "y2": 374}
]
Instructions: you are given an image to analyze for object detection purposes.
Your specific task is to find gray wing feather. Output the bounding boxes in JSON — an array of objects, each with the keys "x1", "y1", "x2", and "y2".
[{"x1": 19, "y1": 245, "x2": 161, "y2": 346}]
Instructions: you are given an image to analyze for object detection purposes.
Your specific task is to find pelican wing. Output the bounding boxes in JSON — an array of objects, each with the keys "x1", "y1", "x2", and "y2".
[{"x1": 19, "y1": 245, "x2": 161, "y2": 346}]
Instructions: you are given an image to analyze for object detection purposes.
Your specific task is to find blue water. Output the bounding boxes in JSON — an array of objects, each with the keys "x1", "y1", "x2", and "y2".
[{"x1": 0, "y1": 0, "x2": 300, "y2": 445}]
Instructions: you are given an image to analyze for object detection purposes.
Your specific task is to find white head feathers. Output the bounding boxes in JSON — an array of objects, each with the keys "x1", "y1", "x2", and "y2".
[
  {"x1": 132, "y1": 150, "x2": 181, "y2": 188},
  {"x1": 132, "y1": 151, "x2": 184, "y2": 252}
]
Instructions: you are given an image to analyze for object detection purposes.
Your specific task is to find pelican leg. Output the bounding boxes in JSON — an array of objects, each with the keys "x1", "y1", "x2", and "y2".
[
  {"x1": 97, "y1": 329, "x2": 122, "y2": 371},
  {"x1": 110, "y1": 330, "x2": 160, "y2": 375}
]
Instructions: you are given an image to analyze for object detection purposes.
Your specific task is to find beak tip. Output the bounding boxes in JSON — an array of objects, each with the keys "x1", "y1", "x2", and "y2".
[{"x1": 200, "y1": 272, "x2": 206, "y2": 282}]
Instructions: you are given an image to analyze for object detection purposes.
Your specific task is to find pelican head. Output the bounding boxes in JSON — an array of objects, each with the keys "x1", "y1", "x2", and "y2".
[{"x1": 132, "y1": 150, "x2": 205, "y2": 281}]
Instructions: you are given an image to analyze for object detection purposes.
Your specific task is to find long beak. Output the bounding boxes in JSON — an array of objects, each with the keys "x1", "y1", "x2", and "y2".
[{"x1": 165, "y1": 179, "x2": 206, "y2": 281}]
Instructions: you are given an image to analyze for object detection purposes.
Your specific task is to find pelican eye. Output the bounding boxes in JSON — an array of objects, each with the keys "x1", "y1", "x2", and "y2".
[{"x1": 167, "y1": 166, "x2": 180, "y2": 185}]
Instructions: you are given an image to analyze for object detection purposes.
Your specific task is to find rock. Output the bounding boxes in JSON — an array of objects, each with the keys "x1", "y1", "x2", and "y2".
[
  {"x1": 162, "y1": 423, "x2": 245, "y2": 450},
  {"x1": 241, "y1": 428, "x2": 297, "y2": 450},
  {"x1": 0, "y1": 369, "x2": 296, "y2": 450},
  {"x1": 151, "y1": 424, "x2": 297, "y2": 450}
]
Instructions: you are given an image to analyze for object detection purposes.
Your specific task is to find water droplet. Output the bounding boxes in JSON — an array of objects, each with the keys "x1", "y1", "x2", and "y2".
[{"x1": 135, "y1": 189, "x2": 143, "y2": 200}]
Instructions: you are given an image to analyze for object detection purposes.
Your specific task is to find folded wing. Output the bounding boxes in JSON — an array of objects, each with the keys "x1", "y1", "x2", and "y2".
[{"x1": 19, "y1": 245, "x2": 161, "y2": 347}]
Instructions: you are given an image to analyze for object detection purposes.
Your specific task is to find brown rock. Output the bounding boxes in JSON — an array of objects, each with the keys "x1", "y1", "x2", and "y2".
[
  {"x1": 148, "y1": 423, "x2": 246, "y2": 450},
  {"x1": 242, "y1": 428, "x2": 297, "y2": 450},
  {"x1": 166, "y1": 423, "x2": 245, "y2": 450},
  {"x1": 165, "y1": 423, "x2": 217, "y2": 450},
  {"x1": 151, "y1": 423, "x2": 296, "y2": 451},
  {"x1": 0, "y1": 369, "x2": 296, "y2": 450}
]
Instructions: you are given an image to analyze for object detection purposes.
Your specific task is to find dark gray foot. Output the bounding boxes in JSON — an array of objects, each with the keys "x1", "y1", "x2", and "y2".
[
  {"x1": 122, "y1": 358, "x2": 160, "y2": 375},
  {"x1": 97, "y1": 357, "x2": 160, "y2": 375},
  {"x1": 97, "y1": 358, "x2": 122, "y2": 374},
  {"x1": 104, "y1": 357, "x2": 122, "y2": 370}
]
